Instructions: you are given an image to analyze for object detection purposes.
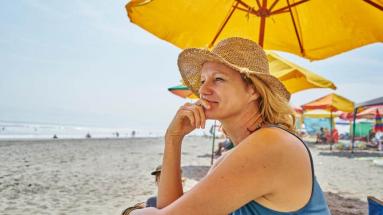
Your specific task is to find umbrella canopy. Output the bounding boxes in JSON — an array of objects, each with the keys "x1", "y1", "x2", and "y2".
[
  {"x1": 302, "y1": 93, "x2": 354, "y2": 150},
  {"x1": 352, "y1": 96, "x2": 383, "y2": 152},
  {"x1": 267, "y1": 52, "x2": 336, "y2": 93},
  {"x1": 168, "y1": 85, "x2": 198, "y2": 99},
  {"x1": 168, "y1": 51, "x2": 336, "y2": 98},
  {"x1": 303, "y1": 109, "x2": 341, "y2": 118},
  {"x1": 358, "y1": 106, "x2": 383, "y2": 119},
  {"x1": 355, "y1": 96, "x2": 383, "y2": 109},
  {"x1": 301, "y1": 93, "x2": 354, "y2": 113},
  {"x1": 126, "y1": 0, "x2": 383, "y2": 60},
  {"x1": 339, "y1": 112, "x2": 355, "y2": 121}
]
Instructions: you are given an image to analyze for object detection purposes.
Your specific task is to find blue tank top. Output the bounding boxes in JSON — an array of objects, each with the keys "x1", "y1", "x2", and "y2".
[{"x1": 230, "y1": 126, "x2": 331, "y2": 215}]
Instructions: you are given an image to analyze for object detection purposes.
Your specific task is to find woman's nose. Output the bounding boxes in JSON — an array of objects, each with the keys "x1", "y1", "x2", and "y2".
[{"x1": 199, "y1": 80, "x2": 213, "y2": 96}]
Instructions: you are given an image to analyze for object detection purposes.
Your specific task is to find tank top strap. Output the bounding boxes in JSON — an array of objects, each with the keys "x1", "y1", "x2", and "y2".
[{"x1": 254, "y1": 123, "x2": 316, "y2": 203}]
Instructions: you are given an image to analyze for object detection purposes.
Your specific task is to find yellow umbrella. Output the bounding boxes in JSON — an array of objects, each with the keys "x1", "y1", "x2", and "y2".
[
  {"x1": 126, "y1": 0, "x2": 383, "y2": 60},
  {"x1": 267, "y1": 52, "x2": 336, "y2": 93}
]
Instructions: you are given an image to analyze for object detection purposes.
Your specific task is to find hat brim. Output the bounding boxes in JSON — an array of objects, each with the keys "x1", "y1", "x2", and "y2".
[
  {"x1": 178, "y1": 48, "x2": 290, "y2": 101},
  {"x1": 151, "y1": 170, "x2": 161, "y2": 175}
]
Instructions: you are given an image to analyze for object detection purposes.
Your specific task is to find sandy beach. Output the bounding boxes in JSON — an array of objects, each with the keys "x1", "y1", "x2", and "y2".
[{"x1": 0, "y1": 136, "x2": 382, "y2": 215}]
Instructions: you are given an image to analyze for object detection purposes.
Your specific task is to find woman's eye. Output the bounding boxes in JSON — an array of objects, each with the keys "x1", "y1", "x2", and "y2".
[
  {"x1": 201, "y1": 80, "x2": 205, "y2": 84},
  {"x1": 215, "y1": 77, "x2": 224, "y2": 81}
]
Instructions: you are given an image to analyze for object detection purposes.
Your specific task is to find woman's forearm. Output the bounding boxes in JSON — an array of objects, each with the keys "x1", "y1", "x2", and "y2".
[{"x1": 157, "y1": 136, "x2": 184, "y2": 209}]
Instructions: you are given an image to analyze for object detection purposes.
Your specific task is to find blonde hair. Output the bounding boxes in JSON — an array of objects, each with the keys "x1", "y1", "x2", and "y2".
[{"x1": 242, "y1": 74, "x2": 296, "y2": 133}]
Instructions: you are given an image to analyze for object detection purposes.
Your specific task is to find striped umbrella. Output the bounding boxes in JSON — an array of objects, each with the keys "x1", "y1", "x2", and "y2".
[
  {"x1": 168, "y1": 85, "x2": 198, "y2": 99},
  {"x1": 374, "y1": 109, "x2": 383, "y2": 132}
]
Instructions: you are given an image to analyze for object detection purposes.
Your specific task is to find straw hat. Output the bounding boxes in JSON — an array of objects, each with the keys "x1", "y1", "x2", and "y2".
[{"x1": 177, "y1": 37, "x2": 290, "y2": 101}]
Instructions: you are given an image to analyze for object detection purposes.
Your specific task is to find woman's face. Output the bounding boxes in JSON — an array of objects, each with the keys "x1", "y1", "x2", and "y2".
[{"x1": 199, "y1": 61, "x2": 257, "y2": 120}]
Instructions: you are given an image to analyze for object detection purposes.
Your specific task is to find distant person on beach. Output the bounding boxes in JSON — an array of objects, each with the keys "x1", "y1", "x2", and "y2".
[
  {"x1": 145, "y1": 165, "x2": 163, "y2": 208},
  {"x1": 368, "y1": 129, "x2": 375, "y2": 143},
  {"x1": 53, "y1": 134, "x2": 58, "y2": 139},
  {"x1": 116, "y1": 132, "x2": 120, "y2": 138},
  {"x1": 332, "y1": 128, "x2": 339, "y2": 143},
  {"x1": 130, "y1": 37, "x2": 330, "y2": 214},
  {"x1": 316, "y1": 127, "x2": 326, "y2": 144},
  {"x1": 214, "y1": 137, "x2": 234, "y2": 157},
  {"x1": 86, "y1": 133, "x2": 91, "y2": 138},
  {"x1": 324, "y1": 128, "x2": 331, "y2": 143},
  {"x1": 122, "y1": 165, "x2": 185, "y2": 215},
  {"x1": 144, "y1": 165, "x2": 186, "y2": 208},
  {"x1": 131, "y1": 130, "x2": 136, "y2": 138}
]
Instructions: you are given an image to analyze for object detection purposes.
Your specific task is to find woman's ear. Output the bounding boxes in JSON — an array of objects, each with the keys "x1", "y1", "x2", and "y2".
[{"x1": 247, "y1": 85, "x2": 260, "y2": 102}]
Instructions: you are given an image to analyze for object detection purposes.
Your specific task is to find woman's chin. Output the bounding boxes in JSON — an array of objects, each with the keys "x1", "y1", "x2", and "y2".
[{"x1": 204, "y1": 111, "x2": 221, "y2": 120}]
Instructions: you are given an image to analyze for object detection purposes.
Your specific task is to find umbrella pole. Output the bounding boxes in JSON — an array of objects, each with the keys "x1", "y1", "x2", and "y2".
[
  {"x1": 210, "y1": 120, "x2": 217, "y2": 166},
  {"x1": 258, "y1": 0, "x2": 267, "y2": 47},
  {"x1": 351, "y1": 108, "x2": 357, "y2": 153},
  {"x1": 330, "y1": 111, "x2": 333, "y2": 151}
]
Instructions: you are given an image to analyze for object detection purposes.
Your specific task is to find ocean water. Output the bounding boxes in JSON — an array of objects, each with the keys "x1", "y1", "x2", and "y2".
[{"x1": 0, "y1": 121, "x2": 164, "y2": 140}]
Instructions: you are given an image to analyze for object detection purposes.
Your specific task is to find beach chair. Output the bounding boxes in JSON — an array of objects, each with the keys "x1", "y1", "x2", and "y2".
[{"x1": 368, "y1": 196, "x2": 383, "y2": 215}]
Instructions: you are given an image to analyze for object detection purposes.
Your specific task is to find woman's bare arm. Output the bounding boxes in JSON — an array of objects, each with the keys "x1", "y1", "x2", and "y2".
[
  {"x1": 132, "y1": 129, "x2": 285, "y2": 215},
  {"x1": 156, "y1": 136, "x2": 184, "y2": 208}
]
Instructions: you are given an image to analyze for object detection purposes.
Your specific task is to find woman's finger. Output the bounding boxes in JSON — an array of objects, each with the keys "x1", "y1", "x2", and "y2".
[
  {"x1": 197, "y1": 99, "x2": 210, "y2": 110},
  {"x1": 182, "y1": 105, "x2": 201, "y2": 128},
  {"x1": 180, "y1": 106, "x2": 196, "y2": 127},
  {"x1": 196, "y1": 105, "x2": 206, "y2": 129}
]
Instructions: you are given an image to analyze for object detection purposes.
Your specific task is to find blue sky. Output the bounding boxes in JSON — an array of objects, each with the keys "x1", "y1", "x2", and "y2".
[{"x1": 1, "y1": 0, "x2": 382, "y2": 131}]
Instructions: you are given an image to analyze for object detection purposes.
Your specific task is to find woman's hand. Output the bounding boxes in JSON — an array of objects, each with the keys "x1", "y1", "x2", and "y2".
[{"x1": 165, "y1": 100, "x2": 210, "y2": 139}]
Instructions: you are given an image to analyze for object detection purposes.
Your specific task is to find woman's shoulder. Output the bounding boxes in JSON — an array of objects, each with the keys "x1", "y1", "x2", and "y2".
[
  {"x1": 245, "y1": 126, "x2": 300, "y2": 148},
  {"x1": 239, "y1": 126, "x2": 310, "y2": 170}
]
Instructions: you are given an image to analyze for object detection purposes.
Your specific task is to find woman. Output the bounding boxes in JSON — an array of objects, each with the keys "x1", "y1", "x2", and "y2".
[{"x1": 131, "y1": 37, "x2": 330, "y2": 215}]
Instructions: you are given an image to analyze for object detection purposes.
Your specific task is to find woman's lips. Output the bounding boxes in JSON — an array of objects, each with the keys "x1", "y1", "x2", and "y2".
[
  {"x1": 203, "y1": 98, "x2": 218, "y2": 103},
  {"x1": 205, "y1": 100, "x2": 218, "y2": 109}
]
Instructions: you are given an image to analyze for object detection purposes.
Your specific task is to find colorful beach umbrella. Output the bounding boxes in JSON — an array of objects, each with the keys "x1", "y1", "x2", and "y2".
[
  {"x1": 358, "y1": 106, "x2": 383, "y2": 119},
  {"x1": 303, "y1": 110, "x2": 341, "y2": 119},
  {"x1": 352, "y1": 97, "x2": 383, "y2": 153},
  {"x1": 302, "y1": 93, "x2": 354, "y2": 150},
  {"x1": 301, "y1": 93, "x2": 354, "y2": 113},
  {"x1": 126, "y1": 0, "x2": 383, "y2": 60},
  {"x1": 168, "y1": 85, "x2": 198, "y2": 99},
  {"x1": 339, "y1": 112, "x2": 355, "y2": 121},
  {"x1": 267, "y1": 52, "x2": 336, "y2": 93},
  {"x1": 374, "y1": 109, "x2": 383, "y2": 132}
]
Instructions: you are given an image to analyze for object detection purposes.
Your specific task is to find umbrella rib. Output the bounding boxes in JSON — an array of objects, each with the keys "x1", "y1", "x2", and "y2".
[
  {"x1": 209, "y1": 1, "x2": 240, "y2": 48},
  {"x1": 286, "y1": 0, "x2": 305, "y2": 56},
  {"x1": 236, "y1": 0, "x2": 260, "y2": 16},
  {"x1": 363, "y1": 0, "x2": 383, "y2": 11},
  {"x1": 270, "y1": 0, "x2": 309, "y2": 15},
  {"x1": 255, "y1": 0, "x2": 262, "y2": 9},
  {"x1": 269, "y1": 0, "x2": 280, "y2": 12},
  {"x1": 236, "y1": 0, "x2": 268, "y2": 46}
]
